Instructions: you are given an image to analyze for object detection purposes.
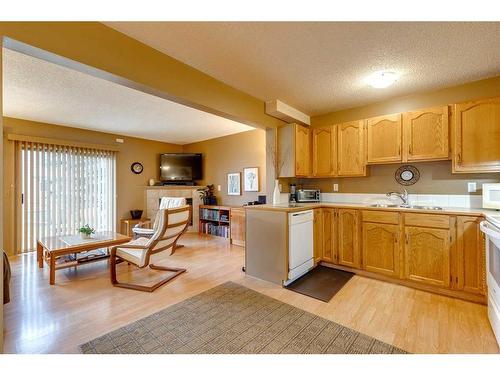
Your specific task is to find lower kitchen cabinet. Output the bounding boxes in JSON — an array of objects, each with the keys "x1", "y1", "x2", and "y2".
[
  {"x1": 313, "y1": 209, "x2": 323, "y2": 263},
  {"x1": 362, "y1": 222, "x2": 401, "y2": 278},
  {"x1": 322, "y1": 208, "x2": 335, "y2": 263},
  {"x1": 404, "y1": 226, "x2": 451, "y2": 288},
  {"x1": 455, "y1": 216, "x2": 486, "y2": 294},
  {"x1": 337, "y1": 209, "x2": 361, "y2": 269}
]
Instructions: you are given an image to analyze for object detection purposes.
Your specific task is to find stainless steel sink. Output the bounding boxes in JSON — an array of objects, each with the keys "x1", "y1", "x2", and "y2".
[
  {"x1": 406, "y1": 205, "x2": 443, "y2": 210},
  {"x1": 369, "y1": 204, "x2": 443, "y2": 210}
]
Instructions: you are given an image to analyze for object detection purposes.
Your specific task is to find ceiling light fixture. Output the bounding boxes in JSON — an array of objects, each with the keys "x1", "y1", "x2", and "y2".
[{"x1": 367, "y1": 71, "x2": 398, "y2": 89}]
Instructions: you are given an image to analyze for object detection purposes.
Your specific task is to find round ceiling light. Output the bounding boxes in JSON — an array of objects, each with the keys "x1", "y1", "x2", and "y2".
[{"x1": 367, "y1": 71, "x2": 398, "y2": 89}]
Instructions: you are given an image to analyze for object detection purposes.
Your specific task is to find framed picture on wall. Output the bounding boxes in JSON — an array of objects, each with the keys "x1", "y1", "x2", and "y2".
[
  {"x1": 227, "y1": 173, "x2": 241, "y2": 195},
  {"x1": 243, "y1": 167, "x2": 259, "y2": 192}
]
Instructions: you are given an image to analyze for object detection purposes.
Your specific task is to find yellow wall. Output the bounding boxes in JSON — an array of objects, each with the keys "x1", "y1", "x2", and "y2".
[
  {"x1": 2, "y1": 117, "x2": 183, "y2": 255},
  {"x1": 3, "y1": 117, "x2": 267, "y2": 254},
  {"x1": 302, "y1": 76, "x2": 500, "y2": 194},
  {"x1": 312, "y1": 76, "x2": 500, "y2": 126},
  {"x1": 183, "y1": 129, "x2": 266, "y2": 206}
]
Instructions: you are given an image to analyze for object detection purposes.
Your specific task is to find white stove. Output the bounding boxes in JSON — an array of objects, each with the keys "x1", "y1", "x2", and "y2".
[{"x1": 481, "y1": 213, "x2": 500, "y2": 346}]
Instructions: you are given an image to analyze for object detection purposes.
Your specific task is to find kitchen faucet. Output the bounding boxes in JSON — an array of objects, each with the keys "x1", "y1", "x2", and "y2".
[{"x1": 386, "y1": 188, "x2": 409, "y2": 206}]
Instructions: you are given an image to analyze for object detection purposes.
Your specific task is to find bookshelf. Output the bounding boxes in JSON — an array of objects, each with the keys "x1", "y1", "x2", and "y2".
[{"x1": 199, "y1": 205, "x2": 231, "y2": 239}]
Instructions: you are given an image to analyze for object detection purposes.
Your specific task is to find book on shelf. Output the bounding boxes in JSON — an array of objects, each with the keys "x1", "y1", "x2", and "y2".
[{"x1": 199, "y1": 222, "x2": 230, "y2": 238}]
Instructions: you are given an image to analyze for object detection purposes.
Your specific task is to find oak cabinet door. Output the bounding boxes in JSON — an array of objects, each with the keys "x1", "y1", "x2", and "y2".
[
  {"x1": 295, "y1": 124, "x2": 311, "y2": 176},
  {"x1": 337, "y1": 121, "x2": 366, "y2": 176},
  {"x1": 337, "y1": 209, "x2": 361, "y2": 269},
  {"x1": 403, "y1": 106, "x2": 449, "y2": 161},
  {"x1": 322, "y1": 208, "x2": 335, "y2": 263},
  {"x1": 313, "y1": 209, "x2": 323, "y2": 263},
  {"x1": 362, "y1": 223, "x2": 401, "y2": 278},
  {"x1": 453, "y1": 97, "x2": 500, "y2": 173},
  {"x1": 230, "y1": 208, "x2": 246, "y2": 247},
  {"x1": 312, "y1": 125, "x2": 337, "y2": 177},
  {"x1": 455, "y1": 216, "x2": 485, "y2": 295},
  {"x1": 366, "y1": 113, "x2": 402, "y2": 164},
  {"x1": 404, "y1": 226, "x2": 451, "y2": 288}
]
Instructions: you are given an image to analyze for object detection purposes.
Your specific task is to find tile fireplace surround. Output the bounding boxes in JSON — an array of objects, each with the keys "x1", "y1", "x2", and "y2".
[{"x1": 145, "y1": 186, "x2": 202, "y2": 232}]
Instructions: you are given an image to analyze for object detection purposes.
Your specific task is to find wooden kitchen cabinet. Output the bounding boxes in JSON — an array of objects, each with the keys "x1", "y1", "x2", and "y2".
[
  {"x1": 404, "y1": 226, "x2": 451, "y2": 288},
  {"x1": 366, "y1": 113, "x2": 402, "y2": 164},
  {"x1": 312, "y1": 125, "x2": 337, "y2": 177},
  {"x1": 454, "y1": 216, "x2": 485, "y2": 295},
  {"x1": 278, "y1": 123, "x2": 311, "y2": 177},
  {"x1": 403, "y1": 105, "x2": 449, "y2": 162},
  {"x1": 230, "y1": 207, "x2": 246, "y2": 247},
  {"x1": 313, "y1": 208, "x2": 323, "y2": 263},
  {"x1": 295, "y1": 124, "x2": 311, "y2": 176},
  {"x1": 452, "y1": 97, "x2": 500, "y2": 173},
  {"x1": 337, "y1": 209, "x2": 361, "y2": 269},
  {"x1": 362, "y1": 222, "x2": 401, "y2": 278},
  {"x1": 321, "y1": 208, "x2": 335, "y2": 263},
  {"x1": 337, "y1": 121, "x2": 366, "y2": 176}
]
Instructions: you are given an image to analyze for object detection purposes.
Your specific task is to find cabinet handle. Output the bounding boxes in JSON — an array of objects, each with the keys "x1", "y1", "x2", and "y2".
[
  {"x1": 408, "y1": 144, "x2": 412, "y2": 155},
  {"x1": 457, "y1": 153, "x2": 462, "y2": 164},
  {"x1": 405, "y1": 233, "x2": 409, "y2": 244},
  {"x1": 398, "y1": 146, "x2": 401, "y2": 156},
  {"x1": 394, "y1": 233, "x2": 398, "y2": 243}
]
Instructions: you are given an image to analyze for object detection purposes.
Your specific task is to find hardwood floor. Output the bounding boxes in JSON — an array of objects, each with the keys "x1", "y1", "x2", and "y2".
[{"x1": 3, "y1": 233, "x2": 499, "y2": 354}]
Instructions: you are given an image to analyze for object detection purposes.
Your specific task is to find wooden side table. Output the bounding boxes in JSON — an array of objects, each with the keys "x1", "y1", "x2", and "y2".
[{"x1": 120, "y1": 218, "x2": 151, "y2": 237}]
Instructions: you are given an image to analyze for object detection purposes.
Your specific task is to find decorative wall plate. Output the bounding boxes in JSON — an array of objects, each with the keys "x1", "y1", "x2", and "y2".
[
  {"x1": 395, "y1": 165, "x2": 420, "y2": 186},
  {"x1": 131, "y1": 162, "x2": 144, "y2": 174}
]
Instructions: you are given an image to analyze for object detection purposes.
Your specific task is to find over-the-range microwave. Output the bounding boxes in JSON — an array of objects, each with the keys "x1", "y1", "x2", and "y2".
[{"x1": 483, "y1": 183, "x2": 500, "y2": 210}]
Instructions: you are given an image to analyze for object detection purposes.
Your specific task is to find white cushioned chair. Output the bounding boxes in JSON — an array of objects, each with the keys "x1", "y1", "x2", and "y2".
[
  {"x1": 132, "y1": 197, "x2": 187, "y2": 238},
  {"x1": 110, "y1": 205, "x2": 190, "y2": 292}
]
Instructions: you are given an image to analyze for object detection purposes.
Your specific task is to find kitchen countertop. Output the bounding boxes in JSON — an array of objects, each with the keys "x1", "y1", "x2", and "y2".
[{"x1": 245, "y1": 201, "x2": 500, "y2": 217}]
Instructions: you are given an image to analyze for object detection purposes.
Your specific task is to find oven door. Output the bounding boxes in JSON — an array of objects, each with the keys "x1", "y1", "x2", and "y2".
[{"x1": 481, "y1": 221, "x2": 500, "y2": 309}]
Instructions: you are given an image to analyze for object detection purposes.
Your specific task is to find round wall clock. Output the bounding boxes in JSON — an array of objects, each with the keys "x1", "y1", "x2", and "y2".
[
  {"x1": 395, "y1": 165, "x2": 420, "y2": 186},
  {"x1": 131, "y1": 162, "x2": 144, "y2": 174}
]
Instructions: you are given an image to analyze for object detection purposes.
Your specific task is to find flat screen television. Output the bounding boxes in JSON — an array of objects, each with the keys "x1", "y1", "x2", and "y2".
[{"x1": 160, "y1": 153, "x2": 202, "y2": 182}]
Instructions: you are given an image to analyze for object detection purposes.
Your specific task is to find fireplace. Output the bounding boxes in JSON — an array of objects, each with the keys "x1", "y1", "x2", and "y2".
[{"x1": 146, "y1": 187, "x2": 199, "y2": 232}]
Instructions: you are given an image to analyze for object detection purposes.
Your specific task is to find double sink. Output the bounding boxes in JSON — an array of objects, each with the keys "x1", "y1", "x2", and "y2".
[{"x1": 369, "y1": 203, "x2": 443, "y2": 210}]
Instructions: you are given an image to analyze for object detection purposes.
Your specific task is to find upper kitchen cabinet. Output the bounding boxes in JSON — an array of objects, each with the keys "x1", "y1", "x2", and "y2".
[
  {"x1": 403, "y1": 105, "x2": 449, "y2": 162},
  {"x1": 312, "y1": 125, "x2": 337, "y2": 177},
  {"x1": 278, "y1": 123, "x2": 312, "y2": 177},
  {"x1": 366, "y1": 113, "x2": 402, "y2": 164},
  {"x1": 452, "y1": 97, "x2": 500, "y2": 173},
  {"x1": 337, "y1": 121, "x2": 366, "y2": 176}
]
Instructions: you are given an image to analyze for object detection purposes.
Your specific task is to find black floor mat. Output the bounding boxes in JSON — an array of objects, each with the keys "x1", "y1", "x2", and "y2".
[{"x1": 285, "y1": 265, "x2": 354, "y2": 302}]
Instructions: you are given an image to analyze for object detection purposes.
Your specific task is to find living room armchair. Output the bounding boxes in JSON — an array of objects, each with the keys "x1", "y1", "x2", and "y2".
[
  {"x1": 110, "y1": 205, "x2": 191, "y2": 292},
  {"x1": 132, "y1": 197, "x2": 187, "y2": 238}
]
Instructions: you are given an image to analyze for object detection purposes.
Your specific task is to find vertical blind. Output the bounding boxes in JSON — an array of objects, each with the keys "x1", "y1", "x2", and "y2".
[{"x1": 18, "y1": 141, "x2": 116, "y2": 254}]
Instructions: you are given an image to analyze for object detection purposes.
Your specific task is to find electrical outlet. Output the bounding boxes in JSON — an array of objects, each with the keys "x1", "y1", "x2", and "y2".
[
  {"x1": 467, "y1": 182, "x2": 477, "y2": 193},
  {"x1": 115, "y1": 138, "x2": 124, "y2": 143},
  {"x1": 333, "y1": 183, "x2": 339, "y2": 192},
  {"x1": 217, "y1": 185, "x2": 221, "y2": 192}
]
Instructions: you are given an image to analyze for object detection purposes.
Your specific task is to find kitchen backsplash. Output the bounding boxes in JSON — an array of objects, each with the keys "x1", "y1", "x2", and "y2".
[{"x1": 321, "y1": 193, "x2": 483, "y2": 208}]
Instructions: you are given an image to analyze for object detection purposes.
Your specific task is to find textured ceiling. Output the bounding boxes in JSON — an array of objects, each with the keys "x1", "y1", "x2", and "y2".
[
  {"x1": 105, "y1": 22, "x2": 500, "y2": 115},
  {"x1": 2, "y1": 48, "x2": 253, "y2": 145}
]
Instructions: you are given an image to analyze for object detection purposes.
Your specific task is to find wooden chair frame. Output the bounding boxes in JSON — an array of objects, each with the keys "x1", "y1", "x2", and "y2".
[{"x1": 110, "y1": 206, "x2": 191, "y2": 292}]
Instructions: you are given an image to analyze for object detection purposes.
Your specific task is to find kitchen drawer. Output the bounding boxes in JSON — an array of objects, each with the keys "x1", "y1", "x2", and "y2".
[
  {"x1": 404, "y1": 213, "x2": 450, "y2": 229},
  {"x1": 362, "y1": 210, "x2": 399, "y2": 225}
]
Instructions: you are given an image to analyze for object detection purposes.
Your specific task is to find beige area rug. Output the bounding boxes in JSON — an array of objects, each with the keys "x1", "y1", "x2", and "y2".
[{"x1": 80, "y1": 282, "x2": 407, "y2": 354}]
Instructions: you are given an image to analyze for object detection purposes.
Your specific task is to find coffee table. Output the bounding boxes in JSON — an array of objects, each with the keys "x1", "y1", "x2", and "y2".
[{"x1": 37, "y1": 231, "x2": 131, "y2": 285}]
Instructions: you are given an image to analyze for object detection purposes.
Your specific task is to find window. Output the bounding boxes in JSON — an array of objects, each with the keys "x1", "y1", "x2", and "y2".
[{"x1": 17, "y1": 141, "x2": 116, "y2": 253}]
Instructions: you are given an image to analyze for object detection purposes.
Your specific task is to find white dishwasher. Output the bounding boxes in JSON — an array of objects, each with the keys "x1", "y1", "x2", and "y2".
[{"x1": 284, "y1": 210, "x2": 314, "y2": 286}]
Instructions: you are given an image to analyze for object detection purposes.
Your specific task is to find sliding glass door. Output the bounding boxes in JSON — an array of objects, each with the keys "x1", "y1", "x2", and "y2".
[{"x1": 17, "y1": 141, "x2": 116, "y2": 253}]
